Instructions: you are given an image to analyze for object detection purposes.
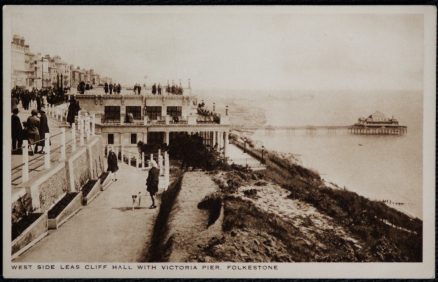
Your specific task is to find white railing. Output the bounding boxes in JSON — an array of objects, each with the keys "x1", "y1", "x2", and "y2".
[{"x1": 11, "y1": 110, "x2": 96, "y2": 185}]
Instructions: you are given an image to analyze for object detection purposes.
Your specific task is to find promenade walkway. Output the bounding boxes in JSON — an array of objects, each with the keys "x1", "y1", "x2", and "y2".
[
  {"x1": 14, "y1": 162, "x2": 158, "y2": 262},
  {"x1": 11, "y1": 103, "x2": 73, "y2": 188},
  {"x1": 227, "y1": 144, "x2": 266, "y2": 171}
]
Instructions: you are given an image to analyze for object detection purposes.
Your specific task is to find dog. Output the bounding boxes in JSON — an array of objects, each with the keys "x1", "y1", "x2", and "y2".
[{"x1": 131, "y1": 192, "x2": 142, "y2": 211}]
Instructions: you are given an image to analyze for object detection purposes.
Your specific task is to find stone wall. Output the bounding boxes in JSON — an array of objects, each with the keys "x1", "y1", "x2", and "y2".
[
  {"x1": 38, "y1": 166, "x2": 69, "y2": 211},
  {"x1": 71, "y1": 148, "x2": 91, "y2": 191},
  {"x1": 11, "y1": 136, "x2": 105, "y2": 221}
]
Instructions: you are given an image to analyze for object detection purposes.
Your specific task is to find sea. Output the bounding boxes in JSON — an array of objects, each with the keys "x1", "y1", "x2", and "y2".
[{"x1": 200, "y1": 89, "x2": 423, "y2": 219}]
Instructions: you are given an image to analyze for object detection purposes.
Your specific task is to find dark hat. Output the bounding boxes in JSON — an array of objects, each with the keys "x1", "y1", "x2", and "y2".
[{"x1": 31, "y1": 109, "x2": 38, "y2": 115}]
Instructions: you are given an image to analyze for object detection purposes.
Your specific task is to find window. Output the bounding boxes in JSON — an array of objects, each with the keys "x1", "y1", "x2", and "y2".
[
  {"x1": 145, "y1": 106, "x2": 162, "y2": 120},
  {"x1": 126, "y1": 106, "x2": 142, "y2": 120},
  {"x1": 131, "y1": 133, "x2": 137, "y2": 144},
  {"x1": 104, "y1": 106, "x2": 120, "y2": 122},
  {"x1": 108, "y1": 134, "x2": 114, "y2": 144},
  {"x1": 166, "y1": 106, "x2": 182, "y2": 119}
]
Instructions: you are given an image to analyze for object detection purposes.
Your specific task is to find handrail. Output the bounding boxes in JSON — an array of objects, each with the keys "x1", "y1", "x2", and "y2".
[
  {"x1": 11, "y1": 115, "x2": 95, "y2": 185},
  {"x1": 11, "y1": 130, "x2": 63, "y2": 153}
]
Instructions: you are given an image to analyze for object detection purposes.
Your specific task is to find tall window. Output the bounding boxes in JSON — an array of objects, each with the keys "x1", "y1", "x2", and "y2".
[
  {"x1": 145, "y1": 106, "x2": 162, "y2": 120},
  {"x1": 126, "y1": 106, "x2": 142, "y2": 120},
  {"x1": 108, "y1": 134, "x2": 114, "y2": 144},
  {"x1": 131, "y1": 133, "x2": 137, "y2": 144},
  {"x1": 166, "y1": 106, "x2": 182, "y2": 119},
  {"x1": 104, "y1": 106, "x2": 120, "y2": 122}
]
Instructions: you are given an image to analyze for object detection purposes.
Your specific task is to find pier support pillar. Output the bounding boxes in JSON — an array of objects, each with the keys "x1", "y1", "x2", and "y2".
[{"x1": 143, "y1": 132, "x2": 148, "y2": 144}]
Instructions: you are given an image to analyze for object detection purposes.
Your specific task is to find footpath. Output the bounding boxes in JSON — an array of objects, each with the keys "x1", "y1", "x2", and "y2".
[
  {"x1": 11, "y1": 103, "x2": 73, "y2": 187},
  {"x1": 14, "y1": 163, "x2": 159, "y2": 263}
]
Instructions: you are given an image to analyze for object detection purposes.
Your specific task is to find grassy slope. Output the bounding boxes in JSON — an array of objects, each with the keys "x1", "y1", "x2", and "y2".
[{"x1": 219, "y1": 139, "x2": 422, "y2": 262}]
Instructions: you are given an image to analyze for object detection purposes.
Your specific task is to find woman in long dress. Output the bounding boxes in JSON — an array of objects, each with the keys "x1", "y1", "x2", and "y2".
[{"x1": 107, "y1": 146, "x2": 119, "y2": 181}]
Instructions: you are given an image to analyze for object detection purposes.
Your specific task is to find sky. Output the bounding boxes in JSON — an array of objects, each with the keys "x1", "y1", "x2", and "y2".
[{"x1": 7, "y1": 6, "x2": 424, "y2": 93}]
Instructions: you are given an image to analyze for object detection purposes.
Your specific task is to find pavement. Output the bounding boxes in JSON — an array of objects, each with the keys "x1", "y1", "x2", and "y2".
[
  {"x1": 227, "y1": 143, "x2": 266, "y2": 171},
  {"x1": 14, "y1": 162, "x2": 159, "y2": 262}
]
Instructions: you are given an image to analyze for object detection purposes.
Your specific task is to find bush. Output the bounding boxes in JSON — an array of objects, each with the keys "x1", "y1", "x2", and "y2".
[{"x1": 168, "y1": 133, "x2": 229, "y2": 171}]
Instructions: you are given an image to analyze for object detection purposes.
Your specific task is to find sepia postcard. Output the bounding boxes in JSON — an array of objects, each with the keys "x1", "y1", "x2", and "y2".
[{"x1": 2, "y1": 5, "x2": 436, "y2": 279}]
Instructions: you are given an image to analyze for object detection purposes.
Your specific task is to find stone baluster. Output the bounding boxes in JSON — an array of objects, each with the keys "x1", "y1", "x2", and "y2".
[
  {"x1": 71, "y1": 123, "x2": 76, "y2": 152},
  {"x1": 92, "y1": 114, "x2": 96, "y2": 136},
  {"x1": 22, "y1": 140, "x2": 29, "y2": 183},
  {"x1": 44, "y1": 133, "x2": 51, "y2": 169},
  {"x1": 164, "y1": 151, "x2": 170, "y2": 181},
  {"x1": 60, "y1": 128, "x2": 66, "y2": 160},
  {"x1": 158, "y1": 153, "x2": 164, "y2": 176},
  {"x1": 79, "y1": 118, "x2": 84, "y2": 146}
]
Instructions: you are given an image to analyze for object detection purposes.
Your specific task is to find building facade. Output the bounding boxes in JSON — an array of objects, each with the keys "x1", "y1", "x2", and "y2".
[
  {"x1": 73, "y1": 92, "x2": 231, "y2": 156},
  {"x1": 11, "y1": 35, "x2": 33, "y2": 88},
  {"x1": 11, "y1": 34, "x2": 111, "y2": 90}
]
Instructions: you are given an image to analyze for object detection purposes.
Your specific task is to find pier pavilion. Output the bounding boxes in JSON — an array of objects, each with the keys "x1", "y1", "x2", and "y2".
[
  {"x1": 72, "y1": 91, "x2": 231, "y2": 156},
  {"x1": 349, "y1": 111, "x2": 407, "y2": 135}
]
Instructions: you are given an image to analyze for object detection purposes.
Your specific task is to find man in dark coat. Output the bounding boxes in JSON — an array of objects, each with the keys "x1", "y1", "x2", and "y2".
[
  {"x1": 104, "y1": 82, "x2": 109, "y2": 94},
  {"x1": 107, "y1": 147, "x2": 119, "y2": 181},
  {"x1": 35, "y1": 108, "x2": 49, "y2": 154},
  {"x1": 11, "y1": 108, "x2": 23, "y2": 153},
  {"x1": 146, "y1": 160, "x2": 159, "y2": 209},
  {"x1": 109, "y1": 83, "x2": 113, "y2": 95},
  {"x1": 67, "y1": 98, "x2": 77, "y2": 127},
  {"x1": 36, "y1": 95, "x2": 42, "y2": 112},
  {"x1": 26, "y1": 109, "x2": 40, "y2": 155},
  {"x1": 152, "y1": 84, "x2": 156, "y2": 95},
  {"x1": 11, "y1": 96, "x2": 19, "y2": 111},
  {"x1": 22, "y1": 91, "x2": 30, "y2": 110}
]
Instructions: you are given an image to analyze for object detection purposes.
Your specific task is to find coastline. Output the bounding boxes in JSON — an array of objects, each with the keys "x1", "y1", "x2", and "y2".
[{"x1": 145, "y1": 132, "x2": 422, "y2": 262}]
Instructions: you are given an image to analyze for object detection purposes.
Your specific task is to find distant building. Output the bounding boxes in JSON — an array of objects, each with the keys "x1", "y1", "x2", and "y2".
[
  {"x1": 11, "y1": 35, "x2": 33, "y2": 88},
  {"x1": 11, "y1": 34, "x2": 111, "y2": 91}
]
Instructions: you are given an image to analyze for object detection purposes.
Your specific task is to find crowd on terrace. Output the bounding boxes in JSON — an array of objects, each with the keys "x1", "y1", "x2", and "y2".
[
  {"x1": 132, "y1": 82, "x2": 184, "y2": 95},
  {"x1": 11, "y1": 86, "x2": 67, "y2": 112}
]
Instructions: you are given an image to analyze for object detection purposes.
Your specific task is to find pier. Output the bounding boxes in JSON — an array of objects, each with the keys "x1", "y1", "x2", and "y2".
[{"x1": 349, "y1": 125, "x2": 407, "y2": 135}]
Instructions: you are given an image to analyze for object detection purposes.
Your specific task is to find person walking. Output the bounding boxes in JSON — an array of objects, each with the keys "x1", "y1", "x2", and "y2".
[
  {"x1": 26, "y1": 109, "x2": 40, "y2": 155},
  {"x1": 35, "y1": 108, "x2": 49, "y2": 154},
  {"x1": 107, "y1": 146, "x2": 119, "y2": 181},
  {"x1": 11, "y1": 108, "x2": 23, "y2": 153},
  {"x1": 22, "y1": 91, "x2": 30, "y2": 110},
  {"x1": 11, "y1": 95, "x2": 19, "y2": 111},
  {"x1": 36, "y1": 94, "x2": 42, "y2": 112},
  {"x1": 146, "y1": 159, "x2": 159, "y2": 209},
  {"x1": 109, "y1": 83, "x2": 113, "y2": 95},
  {"x1": 104, "y1": 82, "x2": 109, "y2": 94},
  {"x1": 67, "y1": 97, "x2": 77, "y2": 127}
]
